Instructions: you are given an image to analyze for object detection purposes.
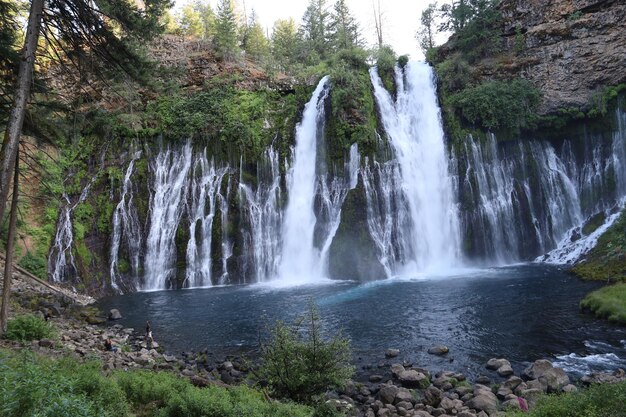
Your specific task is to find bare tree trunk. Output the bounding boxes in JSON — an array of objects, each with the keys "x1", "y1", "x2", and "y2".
[
  {"x1": 0, "y1": 150, "x2": 19, "y2": 335},
  {"x1": 0, "y1": 0, "x2": 44, "y2": 225},
  {"x1": 373, "y1": 0, "x2": 383, "y2": 48}
]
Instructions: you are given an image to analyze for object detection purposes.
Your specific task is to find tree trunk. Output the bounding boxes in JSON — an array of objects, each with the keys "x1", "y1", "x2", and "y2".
[
  {"x1": 0, "y1": 0, "x2": 44, "y2": 224},
  {"x1": 0, "y1": 150, "x2": 19, "y2": 335}
]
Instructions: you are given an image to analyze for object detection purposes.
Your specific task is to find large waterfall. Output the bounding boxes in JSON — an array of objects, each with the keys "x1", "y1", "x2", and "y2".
[
  {"x1": 369, "y1": 62, "x2": 461, "y2": 274},
  {"x1": 276, "y1": 76, "x2": 330, "y2": 284},
  {"x1": 49, "y1": 65, "x2": 625, "y2": 292}
]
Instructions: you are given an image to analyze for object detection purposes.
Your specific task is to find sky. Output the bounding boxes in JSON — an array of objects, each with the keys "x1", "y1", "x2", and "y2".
[{"x1": 174, "y1": 0, "x2": 450, "y2": 60}]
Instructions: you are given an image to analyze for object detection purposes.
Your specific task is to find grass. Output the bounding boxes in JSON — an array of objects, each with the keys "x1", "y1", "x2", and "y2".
[
  {"x1": 0, "y1": 349, "x2": 313, "y2": 417},
  {"x1": 506, "y1": 381, "x2": 626, "y2": 417},
  {"x1": 580, "y1": 283, "x2": 626, "y2": 324}
]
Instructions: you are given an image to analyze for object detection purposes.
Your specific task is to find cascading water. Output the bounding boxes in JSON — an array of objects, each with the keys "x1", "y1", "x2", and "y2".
[
  {"x1": 369, "y1": 62, "x2": 461, "y2": 274},
  {"x1": 143, "y1": 142, "x2": 193, "y2": 291},
  {"x1": 238, "y1": 148, "x2": 283, "y2": 282},
  {"x1": 49, "y1": 177, "x2": 96, "y2": 283},
  {"x1": 109, "y1": 151, "x2": 142, "y2": 292},
  {"x1": 185, "y1": 152, "x2": 230, "y2": 288},
  {"x1": 275, "y1": 76, "x2": 330, "y2": 284}
]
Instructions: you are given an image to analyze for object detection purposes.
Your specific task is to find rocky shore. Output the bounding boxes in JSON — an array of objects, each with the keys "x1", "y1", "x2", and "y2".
[{"x1": 2, "y1": 271, "x2": 626, "y2": 417}]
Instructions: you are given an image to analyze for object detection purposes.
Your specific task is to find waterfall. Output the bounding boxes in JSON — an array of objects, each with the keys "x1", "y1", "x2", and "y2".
[
  {"x1": 48, "y1": 177, "x2": 96, "y2": 283},
  {"x1": 184, "y1": 152, "x2": 229, "y2": 288},
  {"x1": 369, "y1": 62, "x2": 461, "y2": 274},
  {"x1": 143, "y1": 141, "x2": 193, "y2": 291},
  {"x1": 109, "y1": 151, "x2": 143, "y2": 292},
  {"x1": 238, "y1": 148, "x2": 283, "y2": 282},
  {"x1": 275, "y1": 76, "x2": 330, "y2": 284}
]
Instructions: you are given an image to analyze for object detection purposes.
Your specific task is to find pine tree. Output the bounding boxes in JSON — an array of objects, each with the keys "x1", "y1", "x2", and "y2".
[
  {"x1": 328, "y1": 0, "x2": 361, "y2": 51},
  {"x1": 271, "y1": 18, "x2": 298, "y2": 71},
  {"x1": 242, "y1": 10, "x2": 269, "y2": 63},
  {"x1": 214, "y1": 0, "x2": 240, "y2": 61},
  {"x1": 299, "y1": 0, "x2": 329, "y2": 63},
  {"x1": 194, "y1": 1, "x2": 216, "y2": 40},
  {"x1": 417, "y1": 2, "x2": 438, "y2": 53},
  {"x1": 179, "y1": 2, "x2": 203, "y2": 38}
]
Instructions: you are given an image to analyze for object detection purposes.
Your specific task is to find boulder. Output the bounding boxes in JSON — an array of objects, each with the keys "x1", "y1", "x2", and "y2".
[
  {"x1": 391, "y1": 363, "x2": 406, "y2": 378},
  {"x1": 539, "y1": 367, "x2": 570, "y2": 392},
  {"x1": 369, "y1": 374, "x2": 383, "y2": 383},
  {"x1": 440, "y1": 397, "x2": 463, "y2": 413},
  {"x1": 503, "y1": 376, "x2": 523, "y2": 391},
  {"x1": 475, "y1": 375, "x2": 491, "y2": 385},
  {"x1": 486, "y1": 358, "x2": 510, "y2": 370},
  {"x1": 424, "y1": 386, "x2": 442, "y2": 407},
  {"x1": 394, "y1": 388, "x2": 415, "y2": 405},
  {"x1": 108, "y1": 309, "x2": 122, "y2": 321},
  {"x1": 378, "y1": 384, "x2": 399, "y2": 405},
  {"x1": 522, "y1": 359, "x2": 553, "y2": 380},
  {"x1": 562, "y1": 384, "x2": 578, "y2": 393},
  {"x1": 385, "y1": 349, "x2": 400, "y2": 358},
  {"x1": 497, "y1": 364, "x2": 514, "y2": 377},
  {"x1": 399, "y1": 370, "x2": 430, "y2": 389},
  {"x1": 428, "y1": 346, "x2": 449, "y2": 355},
  {"x1": 38, "y1": 339, "x2": 55, "y2": 348},
  {"x1": 520, "y1": 388, "x2": 543, "y2": 407},
  {"x1": 466, "y1": 393, "x2": 498, "y2": 415}
]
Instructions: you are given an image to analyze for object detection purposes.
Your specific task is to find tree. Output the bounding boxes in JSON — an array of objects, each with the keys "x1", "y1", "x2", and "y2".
[
  {"x1": 328, "y1": 0, "x2": 361, "y2": 51},
  {"x1": 214, "y1": 0, "x2": 240, "y2": 60},
  {"x1": 179, "y1": 2, "x2": 203, "y2": 38},
  {"x1": 259, "y1": 303, "x2": 354, "y2": 404},
  {"x1": 194, "y1": 0, "x2": 216, "y2": 40},
  {"x1": 242, "y1": 10, "x2": 269, "y2": 63},
  {"x1": 372, "y1": 0, "x2": 384, "y2": 48},
  {"x1": 417, "y1": 2, "x2": 438, "y2": 53},
  {"x1": 299, "y1": 0, "x2": 329, "y2": 63},
  {"x1": 0, "y1": 148, "x2": 18, "y2": 336},
  {"x1": 271, "y1": 18, "x2": 298, "y2": 71}
]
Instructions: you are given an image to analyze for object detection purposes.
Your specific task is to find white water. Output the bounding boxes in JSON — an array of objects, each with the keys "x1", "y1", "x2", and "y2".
[
  {"x1": 369, "y1": 62, "x2": 461, "y2": 274},
  {"x1": 185, "y1": 152, "x2": 230, "y2": 288},
  {"x1": 275, "y1": 76, "x2": 330, "y2": 284},
  {"x1": 143, "y1": 141, "x2": 193, "y2": 290},
  {"x1": 109, "y1": 151, "x2": 142, "y2": 292}
]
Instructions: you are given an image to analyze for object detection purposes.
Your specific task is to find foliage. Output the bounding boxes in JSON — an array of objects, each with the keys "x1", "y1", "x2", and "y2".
[
  {"x1": 299, "y1": 0, "x2": 330, "y2": 64},
  {"x1": 328, "y1": 0, "x2": 361, "y2": 51},
  {"x1": 573, "y1": 210, "x2": 626, "y2": 282},
  {"x1": 214, "y1": 0, "x2": 240, "y2": 61},
  {"x1": 580, "y1": 283, "x2": 626, "y2": 324},
  {"x1": 271, "y1": 18, "x2": 299, "y2": 72},
  {"x1": 3, "y1": 314, "x2": 55, "y2": 342},
  {"x1": 375, "y1": 45, "x2": 397, "y2": 93},
  {"x1": 17, "y1": 251, "x2": 47, "y2": 280},
  {"x1": 0, "y1": 350, "x2": 312, "y2": 417},
  {"x1": 259, "y1": 303, "x2": 354, "y2": 404},
  {"x1": 417, "y1": 2, "x2": 438, "y2": 53},
  {"x1": 447, "y1": 79, "x2": 541, "y2": 132},
  {"x1": 587, "y1": 84, "x2": 626, "y2": 118},
  {"x1": 505, "y1": 381, "x2": 626, "y2": 417},
  {"x1": 242, "y1": 10, "x2": 270, "y2": 64}
]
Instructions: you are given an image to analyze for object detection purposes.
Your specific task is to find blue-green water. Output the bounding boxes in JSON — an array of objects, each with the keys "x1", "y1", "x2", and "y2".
[{"x1": 99, "y1": 264, "x2": 626, "y2": 379}]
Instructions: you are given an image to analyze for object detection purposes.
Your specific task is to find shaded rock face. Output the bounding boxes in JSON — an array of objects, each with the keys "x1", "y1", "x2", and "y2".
[{"x1": 499, "y1": 0, "x2": 626, "y2": 113}]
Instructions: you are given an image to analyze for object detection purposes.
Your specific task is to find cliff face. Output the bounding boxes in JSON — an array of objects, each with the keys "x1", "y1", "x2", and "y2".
[{"x1": 499, "y1": 0, "x2": 626, "y2": 113}]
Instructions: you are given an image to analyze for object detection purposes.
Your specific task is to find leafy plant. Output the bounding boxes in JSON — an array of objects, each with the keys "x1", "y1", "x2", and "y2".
[
  {"x1": 17, "y1": 251, "x2": 47, "y2": 280},
  {"x1": 4, "y1": 315, "x2": 55, "y2": 342},
  {"x1": 259, "y1": 302, "x2": 354, "y2": 404}
]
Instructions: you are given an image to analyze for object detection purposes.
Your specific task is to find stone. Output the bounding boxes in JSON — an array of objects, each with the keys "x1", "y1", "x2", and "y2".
[
  {"x1": 189, "y1": 375, "x2": 210, "y2": 387},
  {"x1": 496, "y1": 386, "x2": 512, "y2": 400},
  {"x1": 399, "y1": 370, "x2": 430, "y2": 389},
  {"x1": 539, "y1": 367, "x2": 570, "y2": 392},
  {"x1": 458, "y1": 412, "x2": 477, "y2": 417},
  {"x1": 503, "y1": 376, "x2": 523, "y2": 391},
  {"x1": 428, "y1": 346, "x2": 449, "y2": 355},
  {"x1": 394, "y1": 388, "x2": 415, "y2": 405},
  {"x1": 396, "y1": 400, "x2": 413, "y2": 410},
  {"x1": 522, "y1": 359, "x2": 553, "y2": 380},
  {"x1": 526, "y1": 378, "x2": 547, "y2": 392},
  {"x1": 486, "y1": 358, "x2": 510, "y2": 371},
  {"x1": 562, "y1": 384, "x2": 578, "y2": 393},
  {"x1": 385, "y1": 349, "x2": 400, "y2": 358},
  {"x1": 221, "y1": 361, "x2": 234, "y2": 371},
  {"x1": 466, "y1": 394, "x2": 498, "y2": 415},
  {"x1": 501, "y1": 398, "x2": 521, "y2": 410},
  {"x1": 497, "y1": 364, "x2": 514, "y2": 377},
  {"x1": 391, "y1": 363, "x2": 406, "y2": 378},
  {"x1": 440, "y1": 397, "x2": 463, "y2": 413},
  {"x1": 475, "y1": 375, "x2": 491, "y2": 385},
  {"x1": 378, "y1": 384, "x2": 399, "y2": 405},
  {"x1": 414, "y1": 411, "x2": 434, "y2": 417},
  {"x1": 370, "y1": 374, "x2": 384, "y2": 383},
  {"x1": 163, "y1": 354, "x2": 177, "y2": 363},
  {"x1": 520, "y1": 388, "x2": 544, "y2": 407},
  {"x1": 424, "y1": 386, "x2": 442, "y2": 407},
  {"x1": 108, "y1": 309, "x2": 122, "y2": 320}
]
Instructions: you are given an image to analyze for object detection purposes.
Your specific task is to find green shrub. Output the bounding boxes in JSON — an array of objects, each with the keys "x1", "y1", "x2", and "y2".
[
  {"x1": 580, "y1": 283, "x2": 626, "y2": 324},
  {"x1": 506, "y1": 381, "x2": 626, "y2": 416},
  {"x1": 448, "y1": 79, "x2": 541, "y2": 132},
  {"x1": 259, "y1": 303, "x2": 354, "y2": 404},
  {"x1": 18, "y1": 251, "x2": 47, "y2": 280},
  {"x1": 4, "y1": 315, "x2": 55, "y2": 342}
]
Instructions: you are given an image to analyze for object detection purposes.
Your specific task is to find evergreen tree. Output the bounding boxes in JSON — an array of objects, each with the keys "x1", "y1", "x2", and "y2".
[
  {"x1": 194, "y1": 0, "x2": 216, "y2": 40},
  {"x1": 242, "y1": 10, "x2": 269, "y2": 63},
  {"x1": 179, "y1": 2, "x2": 203, "y2": 37},
  {"x1": 214, "y1": 0, "x2": 240, "y2": 60},
  {"x1": 417, "y1": 2, "x2": 438, "y2": 53},
  {"x1": 299, "y1": 0, "x2": 329, "y2": 63},
  {"x1": 328, "y1": 0, "x2": 361, "y2": 51},
  {"x1": 271, "y1": 18, "x2": 298, "y2": 71}
]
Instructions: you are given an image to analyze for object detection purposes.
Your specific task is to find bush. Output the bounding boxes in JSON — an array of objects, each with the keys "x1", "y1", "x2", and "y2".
[
  {"x1": 506, "y1": 381, "x2": 626, "y2": 417},
  {"x1": 580, "y1": 283, "x2": 626, "y2": 324},
  {"x1": 4, "y1": 314, "x2": 55, "y2": 342},
  {"x1": 448, "y1": 79, "x2": 541, "y2": 132},
  {"x1": 259, "y1": 303, "x2": 354, "y2": 404},
  {"x1": 18, "y1": 251, "x2": 48, "y2": 280}
]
